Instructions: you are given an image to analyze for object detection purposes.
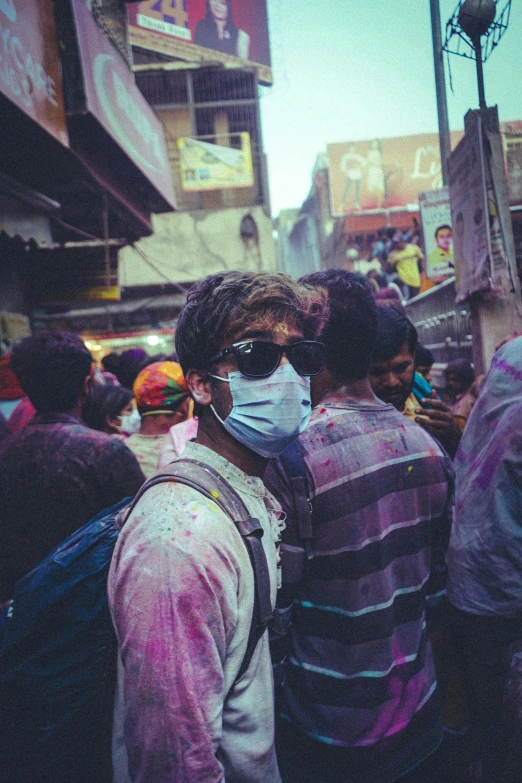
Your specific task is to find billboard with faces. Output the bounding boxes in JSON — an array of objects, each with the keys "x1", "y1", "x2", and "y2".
[{"x1": 127, "y1": 0, "x2": 272, "y2": 85}]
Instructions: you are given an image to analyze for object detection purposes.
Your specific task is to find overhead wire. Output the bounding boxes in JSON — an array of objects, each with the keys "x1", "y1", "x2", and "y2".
[{"x1": 130, "y1": 244, "x2": 191, "y2": 295}]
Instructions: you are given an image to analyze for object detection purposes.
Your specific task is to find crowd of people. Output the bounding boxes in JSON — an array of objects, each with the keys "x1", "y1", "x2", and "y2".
[
  {"x1": 346, "y1": 222, "x2": 446, "y2": 302},
  {"x1": 0, "y1": 269, "x2": 520, "y2": 783}
]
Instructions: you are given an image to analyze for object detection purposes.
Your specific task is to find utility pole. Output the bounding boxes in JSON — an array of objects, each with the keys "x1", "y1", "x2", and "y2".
[{"x1": 430, "y1": 0, "x2": 452, "y2": 185}]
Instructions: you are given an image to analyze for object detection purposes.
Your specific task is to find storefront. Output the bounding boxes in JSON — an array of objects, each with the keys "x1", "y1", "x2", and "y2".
[
  {"x1": 0, "y1": 0, "x2": 176, "y2": 323},
  {"x1": 0, "y1": 0, "x2": 70, "y2": 316}
]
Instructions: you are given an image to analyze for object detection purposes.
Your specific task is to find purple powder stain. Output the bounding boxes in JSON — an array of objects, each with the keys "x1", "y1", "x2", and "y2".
[{"x1": 491, "y1": 356, "x2": 522, "y2": 383}]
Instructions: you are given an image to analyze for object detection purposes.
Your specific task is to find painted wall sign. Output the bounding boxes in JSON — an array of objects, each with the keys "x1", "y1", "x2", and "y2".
[{"x1": 0, "y1": 0, "x2": 68, "y2": 145}]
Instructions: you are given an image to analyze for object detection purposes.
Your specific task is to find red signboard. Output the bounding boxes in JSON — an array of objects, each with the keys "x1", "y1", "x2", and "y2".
[
  {"x1": 72, "y1": 0, "x2": 176, "y2": 210},
  {"x1": 127, "y1": 0, "x2": 272, "y2": 85},
  {"x1": 0, "y1": 0, "x2": 68, "y2": 145}
]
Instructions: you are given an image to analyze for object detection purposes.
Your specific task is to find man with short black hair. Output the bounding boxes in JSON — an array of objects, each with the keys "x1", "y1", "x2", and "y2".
[
  {"x1": 108, "y1": 271, "x2": 327, "y2": 783},
  {"x1": 0, "y1": 332, "x2": 145, "y2": 604},
  {"x1": 415, "y1": 346, "x2": 435, "y2": 384},
  {"x1": 265, "y1": 271, "x2": 454, "y2": 783},
  {"x1": 369, "y1": 306, "x2": 461, "y2": 456}
]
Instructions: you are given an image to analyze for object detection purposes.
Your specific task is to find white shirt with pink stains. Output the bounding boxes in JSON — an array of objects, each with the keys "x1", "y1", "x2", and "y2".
[
  {"x1": 157, "y1": 416, "x2": 199, "y2": 468},
  {"x1": 109, "y1": 441, "x2": 283, "y2": 783}
]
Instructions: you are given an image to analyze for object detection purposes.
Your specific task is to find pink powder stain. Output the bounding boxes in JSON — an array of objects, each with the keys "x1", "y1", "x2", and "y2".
[
  {"x1": 362, "y1": 672, "x2": 425, "y2": 745},
  {"x1": 319, "y1": 407, "x2": 327, "y2": 414},
  {"x1": 328, "y1": 422, "x2": 334, "y2": 428},
  {"x1": 185, "y1": 531, "x2": 192, "y2": 537},
  {"x1": 323, "y1": 459, "x2": 331, "y2": 467},
  {"x1": 388, "y1": 675, "x2": 403, "y2": 699}
]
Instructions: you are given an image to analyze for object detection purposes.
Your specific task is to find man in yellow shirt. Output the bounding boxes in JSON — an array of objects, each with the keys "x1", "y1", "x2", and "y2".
[{"x1": 388, "y1": 238, "x2": 424, "y2": 299}]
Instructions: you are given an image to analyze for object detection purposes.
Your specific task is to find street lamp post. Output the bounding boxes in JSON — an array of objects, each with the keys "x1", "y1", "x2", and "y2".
[{"x1": 430, "y1": 0, "x2": 452, "y2": 184}]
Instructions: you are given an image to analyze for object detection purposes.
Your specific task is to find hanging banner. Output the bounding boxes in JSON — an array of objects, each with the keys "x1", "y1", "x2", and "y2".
[
  {"x1": 449, "y1": 119, "x2": 491, "y2": 301},
  {"x1": 419, "y1": 188, "x2": 454, "y2": 279},
  {"x1": 449, "y1": 111, "x2": 516, "y2": 302},
  {"x1": 127, "y1": 0, "x2": 272, "y2": 85},
  {"x1": 177, "y1": 133, "x2": 254, "y2": 191}
]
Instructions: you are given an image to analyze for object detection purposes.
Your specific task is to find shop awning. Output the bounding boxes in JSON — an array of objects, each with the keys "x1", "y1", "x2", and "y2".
[
  {"x1": 0, "y1": 173, "x2": 59, "y2": 245},
  {"x1": 343, "y1": 210, "x2": 420, "y2": 235}
]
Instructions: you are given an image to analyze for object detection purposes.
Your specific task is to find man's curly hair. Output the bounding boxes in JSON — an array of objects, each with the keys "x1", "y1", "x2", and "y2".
[{"x1": 175, "y1": 272, "x2": 328, "y2": 374}]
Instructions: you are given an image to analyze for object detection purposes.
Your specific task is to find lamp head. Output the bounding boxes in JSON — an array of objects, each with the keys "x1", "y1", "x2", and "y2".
[{"x1": 458, "y1": 0, "x2": 496, "y2": 39}]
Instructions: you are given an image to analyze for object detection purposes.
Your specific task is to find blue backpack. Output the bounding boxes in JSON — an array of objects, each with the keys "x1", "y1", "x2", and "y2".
[{"x1": 0, "y1": 458, "x2": 272, "y2": 783}]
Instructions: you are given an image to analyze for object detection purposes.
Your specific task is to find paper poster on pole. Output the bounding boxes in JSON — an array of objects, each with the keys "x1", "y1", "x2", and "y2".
[
  {"x1": 419, "y1": 188, "x2": 454, "y2": 279},
  {"x1": 448, "y1": 119, "x2": 491, "y2": 301},
  {"x1": 449, "y1": 111, "x2": 518, "y2": 302}
]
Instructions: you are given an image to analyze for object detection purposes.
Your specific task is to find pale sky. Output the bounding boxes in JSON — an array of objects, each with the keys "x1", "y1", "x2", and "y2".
[{"x1": 260, "y1": 0, "x2": 522, "y2": 216}]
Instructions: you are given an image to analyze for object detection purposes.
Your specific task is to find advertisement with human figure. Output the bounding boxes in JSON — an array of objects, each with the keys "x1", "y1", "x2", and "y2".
[
  {"x1": 127, "y1": 0, "x2": 272, "y2": 85},
  {"x1": 419, "y1": 188, "x2": 454, "y2": 279},
  {"x1": 328, "y1": 132, "x2": 463, "y2": 217}
]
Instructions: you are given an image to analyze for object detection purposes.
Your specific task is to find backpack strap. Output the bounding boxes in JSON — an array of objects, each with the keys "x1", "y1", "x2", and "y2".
[
  {"x1": 118, "y1": 457, "x2": 273, "y2": 682},
  {"x1": 279, "y1": 439, "x2": 314, "y2": 564}
]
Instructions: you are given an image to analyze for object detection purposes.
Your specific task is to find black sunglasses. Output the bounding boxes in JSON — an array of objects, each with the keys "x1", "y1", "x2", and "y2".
[{"x1": 208, "y1": 340, "x2": 325, "y2": 379}]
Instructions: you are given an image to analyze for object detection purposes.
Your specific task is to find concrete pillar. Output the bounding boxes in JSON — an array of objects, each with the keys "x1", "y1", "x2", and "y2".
[{"x1": 471, "y1": 293, "x2": 522, "y2": 374}]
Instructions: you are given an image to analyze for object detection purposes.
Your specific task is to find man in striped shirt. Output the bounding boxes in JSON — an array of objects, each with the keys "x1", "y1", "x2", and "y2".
[{"x1": 265, "y1": 271, "x2": 454, "y2": 783}]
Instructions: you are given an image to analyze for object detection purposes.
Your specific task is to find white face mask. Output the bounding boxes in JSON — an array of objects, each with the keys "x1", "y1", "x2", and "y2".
[
  {"x1": 210, "y1": 364, "x2": 312, "y2": 458},
  {"x1": 119, "y1": 407, "x2": 141, "y2": 435}
]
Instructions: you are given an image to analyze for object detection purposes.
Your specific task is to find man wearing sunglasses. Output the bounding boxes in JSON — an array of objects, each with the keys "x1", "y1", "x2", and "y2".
[
  {"x1": 265, "y1": 271, "x2": 454, "y2": 783},
  {"x1": 108, "y1": 271, "x2": 327, "y2": 783}
]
